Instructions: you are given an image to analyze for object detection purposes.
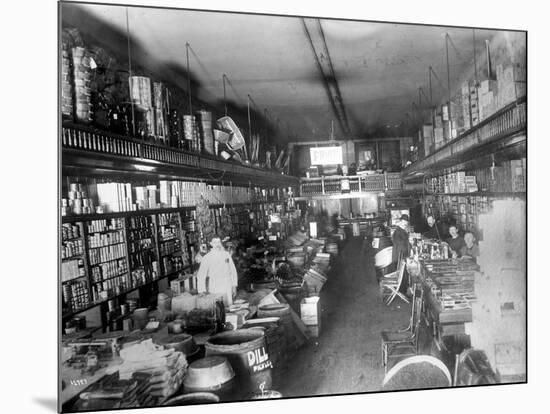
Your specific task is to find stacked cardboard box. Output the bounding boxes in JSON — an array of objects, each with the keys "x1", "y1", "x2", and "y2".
[
  {"x1": 469, "y1": 83, "x2": 480, "y2": 126},
  {"x1": 300, "y1": 296, "x2": 321, "y2": 337},
  {"x1": 422, "y1": 124, "x2": 434, "y2": 157},
  {"x1": 433, "y1": 113, "x2": 445, "y2": 150},
  {"x1": 496, "y1": 64, "x2": 527, "y2": 109},
  {"x1": 97, "y1": 182, "x2": 135, "y2": 213},
  {"x1": 443, "y1": 121, "x2": 452, "y2": 142},
  {"x1": 478, "y1": 79, "x2": 498, "y2": 121},
  {"x1": 461, "y1": 82, "x2": 472, "y2": 131},
  {"x1": 465, "y1": 175, "x2": 478, "y2": 193},
  {"x1": 451, "y1": 96, "x2": 465, "y2": 136}
]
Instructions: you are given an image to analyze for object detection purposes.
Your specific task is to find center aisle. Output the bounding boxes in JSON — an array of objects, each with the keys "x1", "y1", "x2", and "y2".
[{"x1": 277, "y1": 237, "x2": 411, "y2": 397}]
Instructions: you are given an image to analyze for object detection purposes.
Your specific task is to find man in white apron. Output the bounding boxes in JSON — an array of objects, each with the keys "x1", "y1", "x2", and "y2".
[{"x1": 196, "y1": 235, "x2": 238, "y2": 306}]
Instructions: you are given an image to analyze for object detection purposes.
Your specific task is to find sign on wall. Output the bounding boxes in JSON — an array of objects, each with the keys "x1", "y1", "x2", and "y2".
[{"x1": 310, "y1": 146, "x2": 343, "y2": 165}]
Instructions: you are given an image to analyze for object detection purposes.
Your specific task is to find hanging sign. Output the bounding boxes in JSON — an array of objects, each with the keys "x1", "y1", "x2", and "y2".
[{"x1": 310, "y1": 146, "x2": 343, "y2": 165}]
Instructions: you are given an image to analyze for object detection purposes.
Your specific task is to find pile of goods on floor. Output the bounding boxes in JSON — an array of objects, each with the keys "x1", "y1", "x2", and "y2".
[{"x1": 61, "y1": 231, "x2": 342, "y2": 410}]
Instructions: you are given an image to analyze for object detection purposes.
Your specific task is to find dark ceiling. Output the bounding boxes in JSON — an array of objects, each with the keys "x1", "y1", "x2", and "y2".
[{"x1": 61, "y1": 2, "x2": 506, "y2": 143}]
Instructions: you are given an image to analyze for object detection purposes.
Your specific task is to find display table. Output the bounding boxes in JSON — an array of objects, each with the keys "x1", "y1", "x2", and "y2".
[
  {"x1": 60, "y1": 357, "x2": 123, "y2": 407},
  {"x1": 415, "y1": 258, "x2": 479, "y2": 352}
]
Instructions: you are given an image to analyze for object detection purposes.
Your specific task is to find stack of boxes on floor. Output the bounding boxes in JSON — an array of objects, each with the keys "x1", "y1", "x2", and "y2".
[
  {"x1": 420, "y1": 62, "x2": 526, "y2": 158},
  {"x1": 283, "y1": 234, "x2": 338, "y2": 338}
]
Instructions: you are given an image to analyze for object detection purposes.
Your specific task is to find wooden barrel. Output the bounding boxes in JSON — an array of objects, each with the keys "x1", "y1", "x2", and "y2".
[
  {"x1": 205, "y1": 329, "x2": 273, "y2": 398},
  {"x1": 183, "y1": 356, "x2": 235, "y2": 401},
  {"x1": 247, "y1": 322, "x2": 285, "y2": 371},
  {"x1": 257, "y1": 304, "x2": 298, "y2": 356}
]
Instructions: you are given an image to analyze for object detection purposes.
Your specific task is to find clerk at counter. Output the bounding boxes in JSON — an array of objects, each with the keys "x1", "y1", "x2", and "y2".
[
  {"x1": 460, "y1": 232, "x2": 480, "y2": 262},
  {"x1": 446, "y1": 224, "x2": 466, "y2": 258},
  {"x1": 423, "y1": 214, "x2": 443, "y2": 240}
]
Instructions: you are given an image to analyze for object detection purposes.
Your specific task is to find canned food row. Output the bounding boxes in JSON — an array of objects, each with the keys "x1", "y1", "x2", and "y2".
[
  {"x1": 88, "y1": 243, "x2": 127, "y2": 266},
  {"x1": 87, "y1": 229, "x2": 125, "y2": 248}
]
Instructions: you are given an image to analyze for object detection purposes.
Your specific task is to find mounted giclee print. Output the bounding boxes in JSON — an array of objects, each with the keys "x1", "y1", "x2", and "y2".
[{"x1": 58, "y1": 0, "x2": 526, "y2": 411}]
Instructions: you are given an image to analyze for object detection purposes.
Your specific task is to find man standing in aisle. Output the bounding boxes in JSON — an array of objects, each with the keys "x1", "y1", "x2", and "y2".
[
  {"x1": 196, "y1": 235, "x2": 239, "y2": 306},
  {"x1": 392, "y1": 214, "x2": 410, "y2": 264},
  {"x1": 446, "y1": 224, "x2": 466, "y2": 258},
  {"x1": 392, "y1": 214, "x2": 411, "y2": 295}
]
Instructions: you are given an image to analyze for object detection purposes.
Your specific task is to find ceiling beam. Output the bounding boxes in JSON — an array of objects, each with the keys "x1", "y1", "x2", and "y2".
[
  {"x1": 317, "y1": 20, "x2": 352, "y2": 136},
  {"x1": 302, "y1": 18, "x2": 352, "y2": 138}
]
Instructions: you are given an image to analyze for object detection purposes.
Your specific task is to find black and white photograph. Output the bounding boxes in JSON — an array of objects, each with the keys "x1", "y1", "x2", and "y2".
[
  {"x1": 6, "y1": 1, "x2": 547, "y2": 413},
  {"x1": 55, "y1": 1, "x2": 529, "y2": 411}
]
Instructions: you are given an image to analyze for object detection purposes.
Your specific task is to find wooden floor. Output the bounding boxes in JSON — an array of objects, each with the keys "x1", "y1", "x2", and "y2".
[{"x1": 277, "y1": 237, "x2": 413, "y2": 397}]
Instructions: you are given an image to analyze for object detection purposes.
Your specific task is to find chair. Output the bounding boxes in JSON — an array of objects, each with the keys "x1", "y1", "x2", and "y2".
[
  {"x1": 379, "y1": 259, "x2": 409, "y2": 305},
  {"x1": 381, "y1": 286, "x2": 424, "y2": 373}
]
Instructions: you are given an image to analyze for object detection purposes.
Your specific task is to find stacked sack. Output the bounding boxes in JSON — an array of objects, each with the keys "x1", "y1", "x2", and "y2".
[{"x1": 118, "y1": 339, "x2": 187, "y2": 402}]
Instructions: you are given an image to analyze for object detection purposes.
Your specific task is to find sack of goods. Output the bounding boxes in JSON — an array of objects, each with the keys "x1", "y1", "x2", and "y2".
[
  {"x1": 171, "y1": 292, "x2": 197, "y2": 313},
  {"x1": 303, "y1": 267, "x2": 328, "y2": 294},
  {"x1": 118, "y1": 339, "x2": 188, "y2": 401}
]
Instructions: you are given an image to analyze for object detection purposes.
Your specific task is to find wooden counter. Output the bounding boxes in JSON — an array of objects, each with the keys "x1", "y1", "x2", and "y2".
[{"x1": 415, "y1": 258, "x2": 478, "y2": 351}]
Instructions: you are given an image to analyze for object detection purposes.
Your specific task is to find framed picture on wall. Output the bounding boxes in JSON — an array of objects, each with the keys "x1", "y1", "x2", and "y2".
[{"x1": 355, "y1": 142, "x2": 377, "y2": 170}]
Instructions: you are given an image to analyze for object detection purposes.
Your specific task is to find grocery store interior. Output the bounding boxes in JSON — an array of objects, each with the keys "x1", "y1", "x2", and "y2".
[{"x1": 59, "y1": 1, "x2": 526, "y2": 411}]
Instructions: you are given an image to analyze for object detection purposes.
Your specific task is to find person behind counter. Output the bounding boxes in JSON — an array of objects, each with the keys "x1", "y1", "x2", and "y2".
[
  {"x1": 423, "y1": 214, "x2": 443, "y2": 240},
  {"x1": 392, "y1": 214, "x2": 411, "y2": 295},
  {"x1": 196, "y1": 235, "x2": 238, "y2": 306},
  {"x1": 392, "y1": 214, "x2": 410, "y2": 264},
  {"x1": 460, "y1": 231, "x2": 480, "y2": 262},
  {"x1": 446, "y1": 224, "x2": 466, "y2": 258}
]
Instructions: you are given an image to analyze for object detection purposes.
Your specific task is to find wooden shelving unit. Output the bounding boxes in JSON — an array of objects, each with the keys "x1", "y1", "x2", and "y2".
[
  {"x1": 424, "y1": 191, "x2": 525, "y2": 199},
  {"x1": 60, "y1": 202, "x2": 276, "y2": 224},
  {"x1": 60, "y1": 200, "x2": 286, "y2": 322}
]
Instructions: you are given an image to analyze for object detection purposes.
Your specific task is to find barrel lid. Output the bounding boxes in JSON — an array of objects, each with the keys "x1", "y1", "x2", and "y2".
[{"x1": 190, "y1": 356, "x2": 228, "y2": 369}]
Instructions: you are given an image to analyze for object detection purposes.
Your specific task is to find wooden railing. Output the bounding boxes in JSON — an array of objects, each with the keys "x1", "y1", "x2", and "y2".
[{"x1": 299, "y1": 173, "x2": 402, "y2": 196}]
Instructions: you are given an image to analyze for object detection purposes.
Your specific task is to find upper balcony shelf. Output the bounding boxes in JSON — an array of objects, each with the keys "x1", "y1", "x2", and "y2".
[
  {"x1": 403, "y1": 97, "x2": 526, "y2": 182},
  {"x1": 61, "y1": 122, "x2": 299, "y2": 188}
]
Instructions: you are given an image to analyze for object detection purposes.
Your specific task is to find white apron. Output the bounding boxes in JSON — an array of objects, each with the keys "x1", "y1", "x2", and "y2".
[{"x1": 196, "y1": 249, "x2": 238, "y2": 306}]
